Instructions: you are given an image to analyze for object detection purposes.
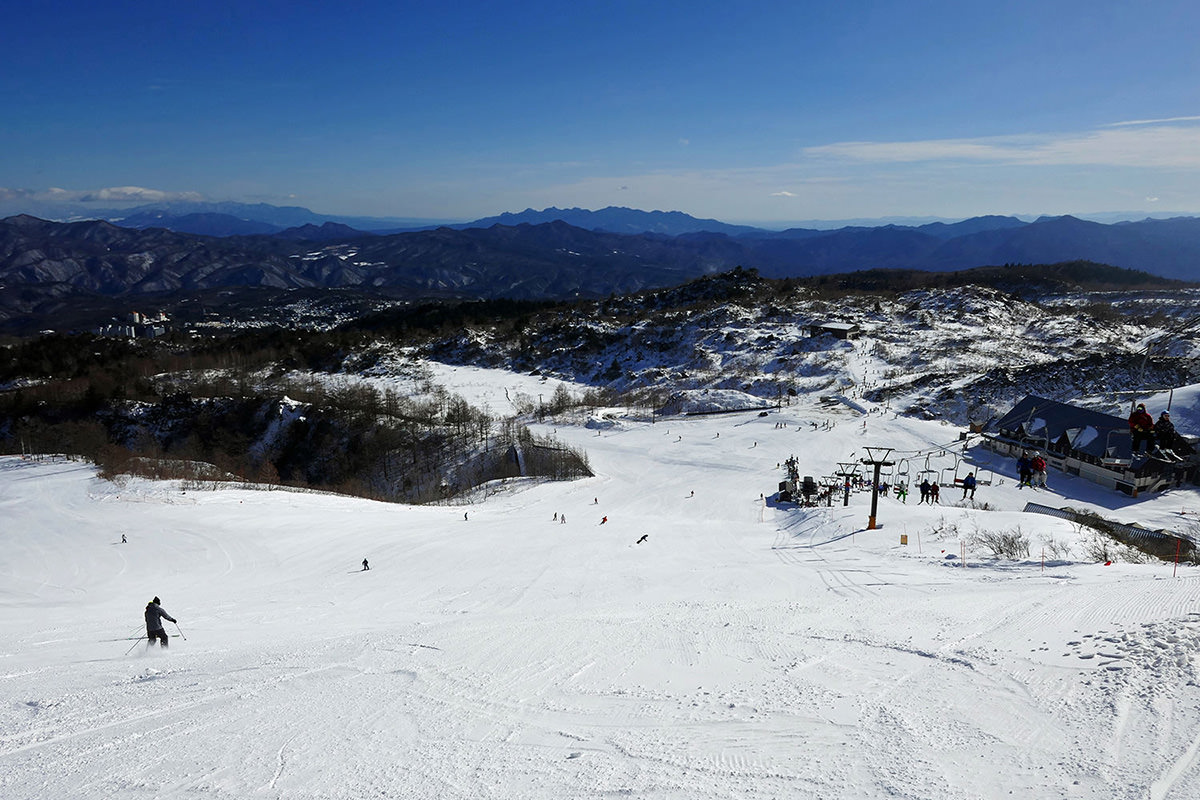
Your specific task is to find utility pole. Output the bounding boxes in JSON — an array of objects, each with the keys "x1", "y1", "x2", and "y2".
[
  {"x1": 861, "y1": 447, "x2": 894, "y2": 530},
  {"x1": 836, "y1": 461, "x2": 858, "y2": 507}
]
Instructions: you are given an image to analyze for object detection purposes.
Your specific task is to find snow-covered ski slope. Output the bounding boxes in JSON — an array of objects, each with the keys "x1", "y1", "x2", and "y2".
[{"x1": 3, "y1": 363, "x2": 1200, "y2": 800}]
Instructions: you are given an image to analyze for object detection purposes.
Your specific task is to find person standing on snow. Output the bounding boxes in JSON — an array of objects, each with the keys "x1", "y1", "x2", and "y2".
[
  {"x1": 1016, "y1": 453, "x2": 1033, "y2": 487},
  {"x1": 145, "y1": 597, "x2": 177, "y2": 648}
]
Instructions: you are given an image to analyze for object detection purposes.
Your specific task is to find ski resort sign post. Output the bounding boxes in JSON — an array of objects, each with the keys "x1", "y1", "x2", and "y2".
[{"x1": 861, "y1": 447, "x2": 894, "y2": 530}]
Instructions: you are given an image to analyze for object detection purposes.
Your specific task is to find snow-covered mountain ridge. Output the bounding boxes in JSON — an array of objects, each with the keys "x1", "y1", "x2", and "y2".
[{"x1": 361, "y1": 272, "x2": 1200, "y2": 427}]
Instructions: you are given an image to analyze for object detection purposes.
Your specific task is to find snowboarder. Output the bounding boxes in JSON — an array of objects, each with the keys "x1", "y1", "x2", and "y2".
[
  {"x1": 144, "y1": 597, "x2": 177, "y2": 648},
  {"x1": 464, "y1": 512, "x2": 468, "y2": 521},
  {"x1": 1129, "y1": 403, "x2": 1155, "y2": 454},
  {"x1": 121, "y1": 534, "x2": 127, "y2": 543},
  {"x1": 362, "y1": 558, "x2": 370, "y2": 571},
  {"x1": 961, "y1": 472, "x2": 977, "y2": 500},
  {"x1": 553, "y1": 512, "x2": 558, "y2": 521},
  {"x1": 636, "y1": 534, "x2": 648, "y2": 544},
  {"x1": 600, "y1": 516, "x2": 608, "y2": 525}
]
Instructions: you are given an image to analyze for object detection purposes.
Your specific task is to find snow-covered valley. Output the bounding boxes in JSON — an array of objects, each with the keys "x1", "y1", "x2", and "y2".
[{"x1": 4, "y1": 363, "x2": 1200, "y2": 799}]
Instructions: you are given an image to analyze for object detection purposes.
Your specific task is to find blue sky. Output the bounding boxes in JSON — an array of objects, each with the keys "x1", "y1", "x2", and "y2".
[{"x1": 3, "y1": 0, "x2": 1199, "y2": 223}]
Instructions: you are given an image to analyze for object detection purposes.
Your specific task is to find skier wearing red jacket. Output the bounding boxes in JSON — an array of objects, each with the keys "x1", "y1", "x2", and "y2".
[{"x1": 1128, "y1": 403, "x2": 1155, "y2": 454}]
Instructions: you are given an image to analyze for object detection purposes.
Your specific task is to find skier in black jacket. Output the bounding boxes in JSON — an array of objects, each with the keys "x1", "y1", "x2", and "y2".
[
  {"x1": 145, "y1": 597, "x2": 177, "y2": 647},
  {"x1": 1154, "y1": 412, "x2": 1178, "y2": 455}
]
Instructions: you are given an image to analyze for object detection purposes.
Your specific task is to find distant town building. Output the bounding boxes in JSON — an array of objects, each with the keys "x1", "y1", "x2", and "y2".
[{"x1": 97, "y1": 310, "x2": 171, "y2": 339}]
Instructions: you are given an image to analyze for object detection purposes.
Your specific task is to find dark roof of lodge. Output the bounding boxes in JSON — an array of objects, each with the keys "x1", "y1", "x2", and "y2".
[{"x1": 991, "y1": 395, "x2": 1133, "y2": 461}]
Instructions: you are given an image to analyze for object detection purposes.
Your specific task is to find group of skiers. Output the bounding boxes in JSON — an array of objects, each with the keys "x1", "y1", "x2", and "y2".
[
  {"x1": 1016, "y1": 452, "x2": 1049, "y2": 488},
  {"x1": 1129, "y1": 403, "x2": 1180, "y2": 457}
]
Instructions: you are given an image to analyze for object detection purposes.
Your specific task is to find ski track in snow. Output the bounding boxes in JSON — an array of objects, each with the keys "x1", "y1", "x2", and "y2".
[{"x1": 3, "y1": 363, "x2": 1200, "y2": 799}]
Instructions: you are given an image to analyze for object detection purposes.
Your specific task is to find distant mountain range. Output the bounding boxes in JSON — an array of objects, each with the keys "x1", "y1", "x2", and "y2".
[
  {"x1": 9, "y1": 197, "x2": 1197, "y2": 238},
  {"x1": 0, "y1": 199, "x2": 452, "y2": 236},
  {"x1": 1, "y1": 207, "x2": 1197, "y2": 333},
  {"x1": 458, "y1": 206, "x2": 764, "y2": 237}
]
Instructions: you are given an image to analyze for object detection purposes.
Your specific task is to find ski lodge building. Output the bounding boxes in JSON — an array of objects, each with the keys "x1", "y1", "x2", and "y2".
[
  {"x1": 981, "y1": 395, "x2": 1194, "y2": 495},
  {"x1": 808, "y1": 322, "x2": 861, "y2": 340}
]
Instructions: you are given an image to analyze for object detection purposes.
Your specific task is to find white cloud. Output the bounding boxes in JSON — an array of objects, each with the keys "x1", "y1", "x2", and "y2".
[
  {"x1": 79, "y1": 186, "x2": 206, "y2": 203},
  {"x1": 1107, "y1": 115, "x2": 1200, "y2": 127},
  {"x1": 2, "y1": 186, "x2": 207, "y2": 206},
  {"x1": 804, "y1": 121, "x2": 1200, "y2": 169},
  {"x1": 0, "y1": 187, "x2": 37, "y2": 201},
  {"x1": 771, "y1": 191, "x2": 796, "y2": 197}
]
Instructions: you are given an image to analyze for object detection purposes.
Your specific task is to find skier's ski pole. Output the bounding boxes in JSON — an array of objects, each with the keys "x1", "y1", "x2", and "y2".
[
  {"x1": 124, "y1": 636, "x2": 145, "y2": 656},
  {"x1": 174, "y1": 622, "x2": 186, "y2": 641}
]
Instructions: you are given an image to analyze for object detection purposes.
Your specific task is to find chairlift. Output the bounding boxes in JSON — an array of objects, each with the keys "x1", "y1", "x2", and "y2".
[{"x1": 948, "y1": 454, "x2": 972, "y2": 485}]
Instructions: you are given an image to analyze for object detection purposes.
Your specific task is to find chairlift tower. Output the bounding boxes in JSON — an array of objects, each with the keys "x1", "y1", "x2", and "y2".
[
  {"x1": 861, "y1": 447, "x2": 894, "y2": 530},
  {"x1": 1136, "y1": 313, "x2": 1200, "y2": 411}
]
